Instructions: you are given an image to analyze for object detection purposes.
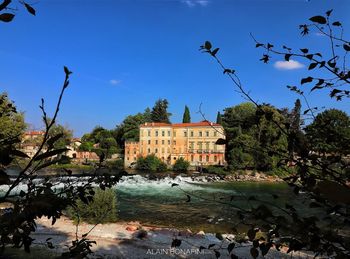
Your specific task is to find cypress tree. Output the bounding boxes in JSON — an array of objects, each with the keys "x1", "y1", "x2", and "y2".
[
  {"x1": 150, "y1": 99, "x2": 171, "y2": 123},
  {"x1": 182, "y1": 105, "x2": 191, "y2": 123},
  {"x1": 216, "y1": 111, "x2": 222, "y2": 124}
]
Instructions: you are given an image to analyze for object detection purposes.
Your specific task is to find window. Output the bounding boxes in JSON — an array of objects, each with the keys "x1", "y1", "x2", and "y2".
[
  {"x1": 206, "y1": 131, "x2": 209, "y2": 137},
  {"x1": 206, "y1": 142, "x2": 209, "y2": 151},
  {"x1": 155, "y1": 130, "x2": 158, "y2": 137},
  {"x1": 134, "y1": 156, "x2": 136, "y2": 161},
  {"x1": 206, "y1": 155, "x2": 209, "y2": 162},
  {"x1": 189, "y1": 141, "x2": 194, "y2": 150},
  {"x1": 155, "y1": 148, "x2": 158, "y2": 153},
  {"x1": 162, "y1": 148, "x2": 165, "y2": 153},
  {"x1": 173, "y1": 140, "x2": 176, "y2": 145},
  {"x1": 162, "y1": 130, "x2": 165, "y2": 137},
  {"x1": 191, "y1": 155, "x2": 194, "y2": 162},
  {"x1": 127, "y1": 150, "x2": 130, "y2": 154},
  {"x1": 199, "y1": 131, "x2": 202, "y2": 137},
  {"x1": 148, "y1": 140, "x2": 151, "y2": 145},
  {"x1": 184, "y1": 131, "x2": 187, "y2": 137},
  {"x1": 198, "y1": 142, "x2": 202, "y2": 151},
  {"x1": 155, "y1": 140, "x2": 158, "y2": 145},
  {"x1": 173, "y1": 131, "x2": 176, "y2": 137},
  {"x1": 148, "y1": 148, "x2": 151, "y2": 154},
  {"x1": 168, "y1": 130, "x2": 171, "y2": 136},
  {"x1": 190, "y1": 131, "x2": 194, "y2": 137},
  {"x1": 214, "y1": 131, "x2": 217, "y2": 137},
  {"x1": 167, "y1": 147, "x2": 170, "y2": 153},
  {"x1": 148, "y1": 130, "x2": 151, "y2": 137},
  {"x1": 133, "y1": 149, "x2": 136, "y2": 154},
  {"x1": 162, "y1": 140, "x2": 165, "y2": 145},
  {"x1": 168, "y1": 140, "x2": 171, "y2": 145},
  {"x1": 199, "y1": 155, "x2": 202, "y2": 162},
  {"x1": 214, "y1": 156, "x2": 217, "y2": 162}
]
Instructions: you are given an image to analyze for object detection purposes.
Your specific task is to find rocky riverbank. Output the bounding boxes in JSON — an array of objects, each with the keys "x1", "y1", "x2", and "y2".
[{"x1": 31, "y1": 216, "x2": 313, "y2": 259}]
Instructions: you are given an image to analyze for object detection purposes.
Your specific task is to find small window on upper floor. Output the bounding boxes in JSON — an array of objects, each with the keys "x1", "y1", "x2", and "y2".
[
  {"x1": 148, "y1": 140, "x2": 151, "y2": 145},
  {"x1": 155, "y1": 130, "x2": 159, "y2": 137},
  {"x1": 213, "y1": 131, "x2": 217, "y2": 137},
  {"x1": 168, "y1": 130, "x2": 171, "y2": 136},
  {"x1": 199, "y1": 131, "x2": 202, "y2": 137},
  {"x1": 184, "y1": 131, "x2": 187, "y2": 137},
  {"x1": 206, "y1": 131, "x2": 209, "y2": 137},
  {"x1": 190, "y1": 131, "x2": 194, "y2": 137}
]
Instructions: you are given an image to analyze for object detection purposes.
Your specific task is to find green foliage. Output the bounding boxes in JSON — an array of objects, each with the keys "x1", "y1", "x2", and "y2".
[
  {"x1": 305, "y1": 109, "x2": 350, "y2": 155},
  {"x1": 182, "y1": 105, "x2": 191, "y2": 123},
  {"x1": 173, "y1": 157, "x2": 190, "y2": 172},
  {"x1": 105, "y1": 159, "x2": 124, "y2": 170},
  {"x1": 46, "y1": 120, "x2": 73, "y2": 149},
  {"x1": 204, "y1": 165, "x2": 228, "y2": 175},
  {"x1": 67, "y1": 188, "x2": 117, "y2": 224},
  {"x1": 136, "y1": 154, "x2": 167, "y2": 171},
  {"x1": 151, "y1": 98, "x2": 171, "y2": 123}
]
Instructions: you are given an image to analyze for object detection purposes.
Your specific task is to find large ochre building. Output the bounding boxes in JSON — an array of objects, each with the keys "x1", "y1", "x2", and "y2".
[{"x1": 124, "y1": 121, "x2": 225, "y2": 168}]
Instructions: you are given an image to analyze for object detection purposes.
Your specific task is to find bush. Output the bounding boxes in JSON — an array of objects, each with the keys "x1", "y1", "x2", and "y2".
[
  {"x1": 136, "y1": 154, "x2": 167, "y2": 171},
  {"x1": 173, "y1": 157, "x2": 190, "y2": 172},
  {"x1": 204, "y1": 165, "x2": 228, "y2": 175},
  {"x1": 106, "y1": 159, "x2": 124, "y2": 170},
  {"x1": 66, "y1": 188, "x2": 117, "y2": 224}
]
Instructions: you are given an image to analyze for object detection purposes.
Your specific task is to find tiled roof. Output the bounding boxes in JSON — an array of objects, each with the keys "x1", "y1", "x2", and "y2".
[
  {"x1": 24, "y1": 131, "x2": 45, "y2": 135},
  {"x1": 140, "y1": 122, "x2": 172, "y2": 127}
]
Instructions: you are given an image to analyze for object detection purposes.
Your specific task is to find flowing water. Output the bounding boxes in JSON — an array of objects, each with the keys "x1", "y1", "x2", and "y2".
[{"x1": 1, "y1": 172, "x2": 306, "y2": 233}]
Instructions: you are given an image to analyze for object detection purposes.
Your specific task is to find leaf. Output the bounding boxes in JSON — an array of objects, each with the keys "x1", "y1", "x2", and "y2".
[
  {"x1": 250, "y1": 247, "x2": 259, "y2": 259},
  {"x1": 211, "y1": 48, "x2": 219, "y2": 56},
  {"x1": 82, "y1": 233, "x2": 88, "y2": 238},
  {"x1": 247, "y1": 228, "x2": 256, "y2": 241},
  {"x1": 0, "y1": 13, "x2": 15, "y2": 22},
  {"x1": 301, "y1": 77, "x2": 313, "y2": 85},
  {"x1": 204, "y1": 41, "x2": 212, "y2": 50},
  {"x1": 300, "y1": 48, "x2": 309, "y2": 54},
  {"x1": 171, "y1": 238, "x2": 181, "y2": 247},
  {"x1": 9, "y1": 149, "x2": 30, "y2": 158},
  {"x1": 64, "y1": 66, "x2": 72, "y2": 75},
  {"x1": 255, "y1": 43, "x2": 263, "y2": 48},
  {"x1": 216, "y1": 233, "x2": 224, "y2": 240},
  {"x1": 343, "y1": 44, "x2": 350, "y2": 51},
  {"x1": 309, "y1": 15, "x2": 327, "y2": 24},
  {"x1": 47, "y1": 133, "x2": 64, "y2": 149},
  {"x1": 330, "y1": 89, "x2": 342, "y2": 98},
  {"x1": 0, "y1": 170, "x2": 10, "y2": 185},
  {"x1": 227, "y1": 242, "x2": 235, "y2": 253},
  {"x1": 208, "y1": 244, "x2": 215, "y2": 249},
  {"x1": 332, "y1": 21, "x2": 341, "y2": 26},
  {"x1": 34, "y1": 148, "x2": 69, "y2": 161},
  {"x1": 308, "y1": 62, "x2": 318, "y2": 70},
  {"x1": 284, "y1": 54, "x2": 292, "y2": 61},
  {"x1": 24, "y1": 3, "x2": 36, "y2": 16},
  {"x1": 223, "y1": 69, "x2": 235, "y2": 74},
  {"x1": 326, "y1": 9, "x2": 333, "y2": 16}
]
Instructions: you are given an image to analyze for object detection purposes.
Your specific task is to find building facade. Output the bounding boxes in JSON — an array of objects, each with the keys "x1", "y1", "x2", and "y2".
[{"x1": 124, "y1": 121, "x2": 225, "y2": 168}]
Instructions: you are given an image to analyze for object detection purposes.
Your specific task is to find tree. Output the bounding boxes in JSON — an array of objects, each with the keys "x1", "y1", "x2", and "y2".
[
  {"x1": 216, "y1": 111, "x2": 222, "y2": 124},
  {"x1": 305, "y1": 109, "x2": 350, "y2": 155},
  {"x1": 150, "y1": 98, "x2": 171, "y2": 123},
  {"x1": 173, "y1": 157, "x2": 190, "y2": 172},
  {"x1": 199, "y1": 9, "x2": 350, "y2": 258},
  {"x1": 0, "y1": 92, "x2": 26, "y2": 143},
  {"x1": 46, "y1": 120, "x2": 73, "y2": 149},
  {"x1": 182, "y1": 105, "x2": 191, "y2": 123}
]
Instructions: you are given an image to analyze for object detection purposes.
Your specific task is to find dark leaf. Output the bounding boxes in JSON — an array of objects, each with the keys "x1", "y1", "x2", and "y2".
[
  {"x1": 171, "y1": 238, "x2": 182, "y2": 248},
  {"x1": 24, "y1": 3, "x2": 36, "y2": 16},
  {"x1": 64, "y1": 66, "x2": 72, "y2": 75},
  {"x1": 9, "y1": 149, "x2": 30, "y2": 158},
  {"x1": 0, "y1": 13, "x2": 15, "y2": 22},
  {"x1": 308, "y1": 62, "x2": 318, "y2": 70},
  {"x1": 250, "y1": 247, "x2": 259, "y2": 259},
  {"x1": 343, "y1": 44, "x2": 350, "y2": 51},
  {"x1": 267, "y1": 43, "x2": 273, "y2": 49},
  {"x1": 309, "y1": 15, "x2": 327, "y2": 24},
  {"x1": 0, "y1": 170, "x2": 10, "y2": 185},
  {"x1": 34, "y1": 148, "x2": 69, "y2": 161},
  {"x1": 211, "y1": 48, "x2": 219, "y2": 56},
  {"x1": 284, "y1": 54, "x2": 292, "y2": 61},
  {"x1": 330, "y1": 89, "x2": 342, "y2": 98},
  {"x1": 301, "y1": 77, "x2": 313, "y2": 85},
  {"x1": 326, "y1": 9, "x2": 333, "y2": 16},
  {"x1": 204, "y1": 41, "x2": 212, "y2": 50},
  {"x1": 255, "y1": 43, "x2": 263, "y2": 48},
  {"x1": 47, "y1": 133, "x2": 64, "y2": 149},
  {"x1": 332, "y1": 21, "x2": 341, "y2": 26},
  {"x1": 306, "y1": 54, "x2": 314, "y2": 60},
  {"x1": 300, "y1": 48, "x2": 309, "y2": 54},
  {"x1": 227, "y1": 242, "x2": 235, "y2": 253}
]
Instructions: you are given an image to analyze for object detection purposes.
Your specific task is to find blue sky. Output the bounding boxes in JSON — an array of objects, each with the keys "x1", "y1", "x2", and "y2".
[{"x1": 1, "y1": 0, "x2": 349, "y2": 137}]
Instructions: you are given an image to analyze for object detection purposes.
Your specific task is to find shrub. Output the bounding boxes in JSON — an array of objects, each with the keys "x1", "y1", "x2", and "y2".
[
  {"x1": 67, "y1": 188, "x2": 117, "y2": 224},
  {"x1": 106, "y1": 159, "x2": 124, "y2": 170},
  {"x1": 136, "y1": 154, "x2": 167, "y2": 171},
  {"x1": 205, "y1": 165, "x2": 228, "y2": 175},
  {"x1": 173, "y1": 157, "x2": 190, "y2": 172}
]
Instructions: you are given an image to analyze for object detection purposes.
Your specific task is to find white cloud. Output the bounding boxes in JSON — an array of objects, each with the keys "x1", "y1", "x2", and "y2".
[
  {"x1": 274, "y1": 60, "x2": 304, "y2": 70},
  {"x1": 182, "y1": 0, "x2": 210, "y2": 7},
  {"x1": 109, "y1": 79, "x2": 121, "y2": 85},
  {"x1": 315, "y1": 32, "x2": 326, "y2": 37}
]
